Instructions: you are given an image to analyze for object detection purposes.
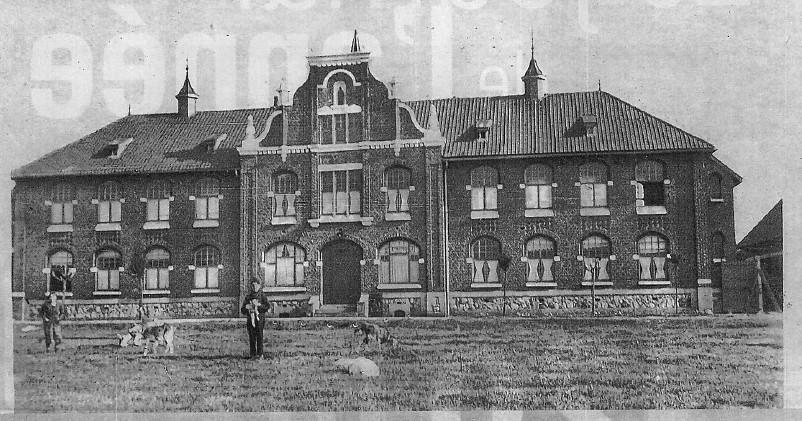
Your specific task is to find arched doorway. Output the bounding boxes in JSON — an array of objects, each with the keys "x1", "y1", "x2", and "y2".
[{"x1": 321, "y1": 239, "x2": 363, "y2": 305}]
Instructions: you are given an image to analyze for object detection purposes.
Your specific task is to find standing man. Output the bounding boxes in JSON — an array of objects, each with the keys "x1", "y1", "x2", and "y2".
[
  {"x1": 39, "y1": 293, "x2": 64, "y2": 353},
  {"x1": 241, "y1": 278, "x2": 270, "y2": 359}
]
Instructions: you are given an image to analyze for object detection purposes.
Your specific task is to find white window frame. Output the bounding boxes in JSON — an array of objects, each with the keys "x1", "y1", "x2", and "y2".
[
  {"x1": 192, "y1": 246, "x2": 221, "y2": 292},
  {"x1": 94, "y1": 249, "x2": 122, "y2": 293},
  {"x1": 378, "y1": 239, "x2": 422, "y2": 287},
  {"x1": 144, "y1": 248, "x2": 171, "y2": 291},
  {"x1": 470, "y1": 166, "x2": 499, "y2": 219},
  {"x1": 262, "y1": 242, "x2": 306, "y2": 289}
]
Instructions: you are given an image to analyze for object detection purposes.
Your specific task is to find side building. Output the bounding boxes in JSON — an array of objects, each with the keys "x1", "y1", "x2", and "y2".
[{"x1": 10, "y1": 32, "x2": 741, "y2": 319}]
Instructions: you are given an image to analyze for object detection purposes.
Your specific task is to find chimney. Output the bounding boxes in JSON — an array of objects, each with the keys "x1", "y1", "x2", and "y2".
[{"x1": 176, "y1": 62, "x2": 199, "y2": 119}]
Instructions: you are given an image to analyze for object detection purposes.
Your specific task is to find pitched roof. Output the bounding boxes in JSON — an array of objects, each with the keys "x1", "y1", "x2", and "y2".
[
  {"x1": 11, "y1": 108, "x2": 275, "y2": 179},
  {"x1": 738, "y1": 200, "x2": 783, "y2": 254},
  {"x1": 406, "y1": 91, "x2": 716, "y2": 158},
  {"x1": 176, "y1": 71, "x2": 198, "y2": 99},
  {"x1": 522, "y1": 57, "x2": 545, "y2": 78}
]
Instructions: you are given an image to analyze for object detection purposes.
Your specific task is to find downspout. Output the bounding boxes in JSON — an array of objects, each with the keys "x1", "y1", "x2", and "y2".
[{"x1": 442, "y1": 160, "x2": 450, "y2": 317}]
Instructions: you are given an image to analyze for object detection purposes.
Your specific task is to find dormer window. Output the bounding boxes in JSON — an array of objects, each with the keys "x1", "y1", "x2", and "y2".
[
  {"x1": 200, "y1": 134, "x2": 227, "y2": 153},
  {"x1": 101, "y1": 138, "x2": 133, "y2": 159},
  {"x1": 579, "y1": 115, "x2": 597, "y2": 135},
  {"x1": 475, "y1": 119, "x2": 492, "y2": 141}
]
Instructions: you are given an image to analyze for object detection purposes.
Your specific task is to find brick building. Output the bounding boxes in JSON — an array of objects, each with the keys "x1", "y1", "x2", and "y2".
[{"x1": 10, "y1": 33, "x2": 740, "y2": 319}]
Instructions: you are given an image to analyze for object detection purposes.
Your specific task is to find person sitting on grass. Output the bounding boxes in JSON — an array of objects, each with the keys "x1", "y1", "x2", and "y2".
[{"x1": 39, "y1": 292, "x2": 64, "y2": 353}]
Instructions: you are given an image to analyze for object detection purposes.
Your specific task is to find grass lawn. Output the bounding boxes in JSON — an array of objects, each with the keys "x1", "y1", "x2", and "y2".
[{"x1": 13, "y1": 314, "x2": 782, "y2": 412}]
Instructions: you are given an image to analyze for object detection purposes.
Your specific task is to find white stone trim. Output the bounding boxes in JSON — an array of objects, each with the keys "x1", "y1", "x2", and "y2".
[
  {"x1": 47, "y1": 224, "x2": 74, "y2": 233},
  {"x1": 709, "y1": 198, "x2": 725, "y2": 203},
  {"x1": 95, "y1": 223, "x2": 121, "y2": 232},
  {"x1": 607, "y1": 180, "x2": 614, "y2": 186},
  {"x1": 471, "y1": 283, "x2": 503, "y2": 289},
  {"x1": 262, "y1": 286, "x2": 306, "y2": 293},
  {"x1": 143, "y1": 221, "x2": 170, "y2": 230},
  {"x1": 636, "y1": 206, "x2": 667, "y2": 215},
  {"x1": 315, "y1": 66, "x2": 365, "y2": 84},
  {"x1": 697, "y1": 278, "x2": 713, "y2": 286},
  {"x1": 143, "y1": 290, "x2": 170, "y2": 295},
  {"x1": 579, "y1": 207, "x2": 610, "y2": 217},
  {"x1": 526, "y1": 282, "x2": 557, "y2": 288},
  {"x1": 449, "y1": 287, "x2": 697, "y2": 298},
  {"x1": 525, "y1": 209, "x2": 555, "y2": 218},
  {"x1": 580, "y1": 281, "x2": 613, "y2": 287},
  {"x1": 91, "y1": 198, "x2": 99, "y2": 205},
  {"x1": 271, "y1": 216, "x2": 297, "y2": 226},
  {"x1": 309, "y1": 215, "x2": 373, "y2": 226},
  {"x1": 12, "y1": 291, "x2": 25, "y2": 298},
  {"x1": 554, "y1": 256, "x2": 561, "y2": 262},
  {"x1": 193, "y1": 220, "x2": 220, "y2": 228},
  {"x1": 637, "y1": 280, "x2": 671, "y2": 286},
  {"x1": 377, "y1": 283, "x2": 422, "y2": 290},
  {"x1": 317, "y1": 104, "x2": 362, "y2": 116},
  {"x1": 318, "y1": 163, "x2": 363, "y2": 172},
  {"x1": 93, "y1": 290, "x2": 122, "y2": 296},
  {"x1": 385, "y1": 212, "x2": 412, "y2": 221},
  {"x1": 191, "y1": 288, "x2": 220, "y2": 294},
  {"x1": 470, "y1": 210, "x2": 499, "y2": 219},
  {"x1": 663, "y1": 179, "x2": 671, "y2": 185}
]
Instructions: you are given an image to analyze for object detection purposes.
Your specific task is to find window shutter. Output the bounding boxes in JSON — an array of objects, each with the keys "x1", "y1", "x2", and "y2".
[
  {"x1": 208, "y1": 197, "x2": 220, "y2": 219},
  {"x1": 147, "y1": 200, "x2": 159, "y2": 221},
  {"x1": 63, "y1": 203, "x2": 74, "y2": 224},
  {"x1": 111, "y1": 201, "x2": 121, "y2": 222},
  {"x1": 159, "y1": 199, "x2": 170, "y2": 220},
  {"x1": 51, "y1": 203, "x2": 63, "y2": 224},
  {"x1": 98, "y1": 201, "x2": 110, "y2": 223}
]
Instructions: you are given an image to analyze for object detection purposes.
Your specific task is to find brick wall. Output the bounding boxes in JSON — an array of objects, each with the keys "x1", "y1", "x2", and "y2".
[
  {"x1": 11, "y1": 172, "x2": 241, "y2": 310},
  {"x1": 444, "y1": 152, "x2": 730, "y2": 293}
]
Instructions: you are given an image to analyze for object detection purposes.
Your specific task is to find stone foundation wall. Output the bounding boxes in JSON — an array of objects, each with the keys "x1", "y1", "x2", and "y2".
[
  {"x1": 270, "y1": 300, "x2": 312, "y2": 317},
  {"x1": 379, "y1": 296, "x2": 425, "y2": 317},
  {"x1": 24, "y1": 299, "x2": 239, "y2": 321},
  {"x1": 450, "y1": 293, "x2": 694, "y2": 316}
]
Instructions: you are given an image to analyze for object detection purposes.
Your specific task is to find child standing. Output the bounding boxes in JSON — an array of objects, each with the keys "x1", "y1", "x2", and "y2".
[{"x1": 39, "y1": 293, "x2": 64, "y2": 352}]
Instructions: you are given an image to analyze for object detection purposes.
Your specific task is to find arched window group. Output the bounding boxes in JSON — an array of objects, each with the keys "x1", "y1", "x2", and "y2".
[
  {"x1": 470, "y1": 236, "x2": 501, "y2": 284},
  {"x1": 95, "y1": 248, "x2": 122, "y2": 291},
  {"x1": 193, "y1": 245, "x2": 221, "y2": 289},
  {"x1": 526, "y1": 236, "x2": 555, "y2": 283},
  {"x1": 580, "y1": 235, "x2": 611, "y2": 281},
  {"x1": 637, "y1": 234, "x2": 669, "y2": 281},
  {"x1": 145, "y1": 248, "x2": 171, "y2": 290},
  {"x1": 262, "y1": 242, "x2": 305, "y2": 287},
  {"x1": 378, "y1": 239, "x2": 421, "y2": 285}
]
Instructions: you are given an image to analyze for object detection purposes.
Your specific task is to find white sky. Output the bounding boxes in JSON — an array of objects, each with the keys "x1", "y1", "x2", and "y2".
[{"x1": 0, "y1": 0, "x2": 798, "y2": 261}]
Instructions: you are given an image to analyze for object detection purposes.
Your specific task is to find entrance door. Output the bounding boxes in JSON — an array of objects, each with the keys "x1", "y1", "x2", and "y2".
[{"x1": 322, "y1": 240, "x2": 363, "y2": 305}]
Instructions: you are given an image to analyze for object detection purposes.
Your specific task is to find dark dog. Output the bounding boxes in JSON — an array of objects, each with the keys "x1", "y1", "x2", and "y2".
[{"x1": 352, "y1": 321, "x2": 397, "y2": 347}]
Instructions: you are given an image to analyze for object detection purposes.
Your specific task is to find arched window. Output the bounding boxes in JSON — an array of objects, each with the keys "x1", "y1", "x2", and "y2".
[
  {"x1": 711, "y1": 232, "x2": 725, "y2": 285},
  {"x1": 635, "y1": 160, "x2": 666, "y2": 207},
  {"x1": 579, "y1": 162, "x2": 608, "y2": 208},
  {"x1": 97, "y1": 181, "x2": 122, "y2": 223},
  {"x1": 50, "y1": 184, "x2": 74, "y2": 225},
  {"x1": 378, "y1": 239, "x2": 421, "y2": 285},
  {"x1": 334, "y1": 83, "x2": 346, "y2": 106},
  {"x1": 262, "y1": 242, "x2": 305, "y2": 287},
  {"x1": 526, "y1": 236, "x2": 556, "y2": 283},
  {"x1": 385, "y1": 167, "x2": 412, "y2": 214},
  {"x1": 470, "y1": 236, "x2": 501, "y2": 284},
  {"x1": 470, "y1": 166, "x2": 498, "y2": 212},
  {"x1": 580, "y1": 235, "x2": 611, "y2": 281},
  {"x1": 273, "y1": 172, "x2": 298, "y2": 218},
  {"x1": 524, "y1": 164, "x2": 553, "y2": 210},
  {"x1": 637, "y1": 234, "x2": 669, "y2": 281},
  {"x1": 145, "y1": 248, "x2": 170, "y2": 290},
  {"x1": 145, "y1": 181, "x2": 171, "y2": 222},
  {"x1": 193, "y1": 246, "x2": 221, "y2": 289},
  {"x1": 95, "y1": 248, "x2": 122, "y2": 291},
  {"x1": 48, "y1": 250, "x2": 74, "y2": 293},
  {"x1": 710, "y1": 173, "x2": 723, "y2": 200},
  {"x1": 195, "y1": 178, "x2": 220, "y2": 222}
]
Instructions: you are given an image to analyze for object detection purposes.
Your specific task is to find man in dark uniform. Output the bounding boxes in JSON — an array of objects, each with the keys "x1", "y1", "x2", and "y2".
[
  {"x1": 39, "y1": 293, "x2": 64, "y2": 353},
  {"x1": 240, "y1": 279, "x2": 270, "y2": 359}
]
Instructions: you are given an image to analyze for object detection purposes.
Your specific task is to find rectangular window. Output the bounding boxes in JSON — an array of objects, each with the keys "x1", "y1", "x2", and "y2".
[
  {"x1": 147, "y1": 198, "x2": 170, "y2": 221},
  {"x1": 582, "y1": 257, "x2": 610, "y2": 281},
  {"x1": 195, "y1": 196, "x2": 220, "y2": 220},
  {"x1": 194, "y1": 267, "x2": 219, "y2": 289},
  {"x1": 51, "y1": 202, "x2": 74, "y2": 224},
  {"x1": 472, "y1": 260, "x2": 499, "y2": 283},
  {"x1": 274, "y1": 194, "x2": 296, "y2": 217},
  {"x1": 471, "y1": 186, "x2": 497, "y2": 210},
  {"x1": 636, "y1": 182, "x2": 665, "y2": 206},
  {"x1": 320, "y1": 170, "x2": 361, "y2": 216},
  {"x1": 525, "y1": 185, "x2": 552, "y2": 209},
  {"x1": 145, "y1": 268, "x2": 170, "y2": 289},
  {"x1": 581, "y1": 183, "x2": 607, "y2": 207}
]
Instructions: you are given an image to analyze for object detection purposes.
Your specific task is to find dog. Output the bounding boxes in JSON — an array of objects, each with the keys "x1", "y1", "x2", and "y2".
[
  {"x1": 118, "y1": 322, "x2": 176, "y2": 356},
  {"x1": 352, "y1": 321, "x2": 397, "y2": 348}
]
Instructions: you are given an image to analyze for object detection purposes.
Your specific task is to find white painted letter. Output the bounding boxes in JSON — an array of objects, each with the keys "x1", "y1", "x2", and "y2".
[{"x1": 30, "y1": 34, "x2": 93, "y2": 119}]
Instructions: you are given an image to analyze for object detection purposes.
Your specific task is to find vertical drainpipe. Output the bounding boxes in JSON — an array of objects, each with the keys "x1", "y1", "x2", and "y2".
[{"x1": 442, "y1": 160, "x2": 450, "y2": 317}]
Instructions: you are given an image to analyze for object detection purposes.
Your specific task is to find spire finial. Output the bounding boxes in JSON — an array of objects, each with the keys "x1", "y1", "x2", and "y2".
[
  {"x1": 128, "y1": 104, "x2": 131, "y2": 116},
  {"x1": 185, "y1": 57, "x2": 189, "y2": 73},
  {"x1": 350, "y1": 29, "x2": 361, "y2": 53},
  {"x1": 530, "y1": 28, "x2": 534, "y2": 59},
  {"x1": 598, "y1": 79, "x2": 601, "y2": 91}
]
